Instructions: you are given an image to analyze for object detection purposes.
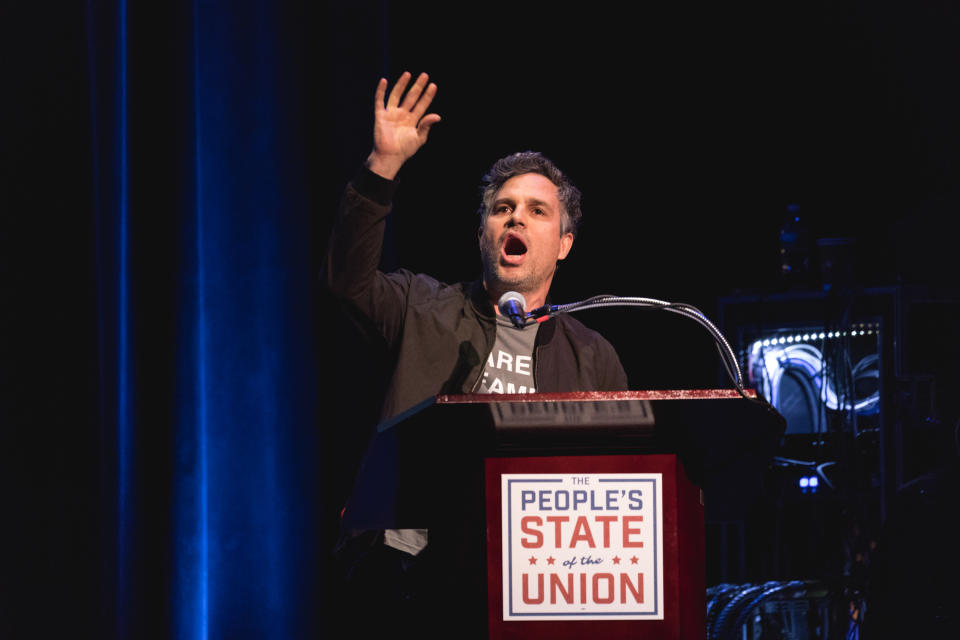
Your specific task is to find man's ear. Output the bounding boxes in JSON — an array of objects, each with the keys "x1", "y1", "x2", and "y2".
[{"x1": 557, "y1": 232, "x2": 574, "y2": 261}]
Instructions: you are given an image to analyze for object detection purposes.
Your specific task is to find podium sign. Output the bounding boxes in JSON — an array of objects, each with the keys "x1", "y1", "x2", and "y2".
[
  {"x1": 500, "y1": 472, "x2": 665, "y2": 620},
  {"x1": 486, "y1": 454, "x2": 703, "y2": 640}
]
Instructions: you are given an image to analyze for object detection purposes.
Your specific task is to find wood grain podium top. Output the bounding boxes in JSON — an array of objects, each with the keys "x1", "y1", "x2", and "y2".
[{"x1": 437, "y1": 389, "x2": 758, "y2": 403}]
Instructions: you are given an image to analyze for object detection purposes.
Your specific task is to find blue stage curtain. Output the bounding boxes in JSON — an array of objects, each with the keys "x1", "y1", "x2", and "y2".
[{"x1": 88, "y1": 1, "x2": 322, "y2": 637}]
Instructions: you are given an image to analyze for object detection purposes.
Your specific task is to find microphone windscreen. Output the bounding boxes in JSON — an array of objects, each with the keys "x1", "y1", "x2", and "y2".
[{"x1": 498, "y1": 291, "x2": 526, "y2": 315}]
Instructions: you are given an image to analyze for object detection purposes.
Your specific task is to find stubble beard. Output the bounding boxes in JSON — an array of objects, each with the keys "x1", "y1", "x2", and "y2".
[{"x1": 479, "y1": 234, "x2": 547, "y2": 299}]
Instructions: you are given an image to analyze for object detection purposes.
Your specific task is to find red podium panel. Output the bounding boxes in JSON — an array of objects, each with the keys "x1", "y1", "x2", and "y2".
[{"x1": 485, "y1": 454, "x2": 704, "y2": 640}]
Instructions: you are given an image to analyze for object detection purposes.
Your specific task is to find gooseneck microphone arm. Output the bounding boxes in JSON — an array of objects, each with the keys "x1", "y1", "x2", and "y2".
[{"x1": 526, "y1": 295, "x2": 746, "y2": 395}]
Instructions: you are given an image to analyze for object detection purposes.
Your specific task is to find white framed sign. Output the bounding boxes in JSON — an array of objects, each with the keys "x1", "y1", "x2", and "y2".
[{"x1": 501, "y1": 473, "x2": 664, "y2": 621}]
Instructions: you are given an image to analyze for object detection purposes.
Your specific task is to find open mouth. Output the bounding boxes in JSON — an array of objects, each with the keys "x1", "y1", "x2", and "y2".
[{"x1": 503, "y1": 234, "x2": 528, "y2": 257}]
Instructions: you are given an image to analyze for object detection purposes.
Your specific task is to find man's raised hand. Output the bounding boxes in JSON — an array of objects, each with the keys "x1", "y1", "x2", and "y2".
[{"x1": 366, "y1": 71, "x2": 441, "y2": 180}]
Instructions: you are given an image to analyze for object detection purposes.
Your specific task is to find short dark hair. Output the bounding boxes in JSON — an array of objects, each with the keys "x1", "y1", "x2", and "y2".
[{"x1": 478, "y1": 151, "x2": 582, "y2": 236}]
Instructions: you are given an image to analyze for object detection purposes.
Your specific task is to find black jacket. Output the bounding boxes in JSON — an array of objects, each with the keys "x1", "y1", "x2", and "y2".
[{"x1": 324, "y1": 167, "x2": 628, "y2": 423}]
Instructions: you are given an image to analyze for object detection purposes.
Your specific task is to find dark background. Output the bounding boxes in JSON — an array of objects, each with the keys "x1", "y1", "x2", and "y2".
[{"x1": 3, "y1": 0, "x2": 958, "y2": 637}]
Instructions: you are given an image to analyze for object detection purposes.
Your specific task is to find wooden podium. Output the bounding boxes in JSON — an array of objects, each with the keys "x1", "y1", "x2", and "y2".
[{"x1": 342, "y1": 390, "x2": 784, "y2": 640}]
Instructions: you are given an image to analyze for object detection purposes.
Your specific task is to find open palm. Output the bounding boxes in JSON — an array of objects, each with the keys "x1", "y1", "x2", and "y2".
[{"x1": 368, "y1": 71, "x2": 441, "y2": 179}]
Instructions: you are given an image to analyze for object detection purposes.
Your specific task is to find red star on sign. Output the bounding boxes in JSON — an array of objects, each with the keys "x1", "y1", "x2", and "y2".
[
  {"x1": 528, "y1": 556, "x2": 537, "y2": 565},
  {"x1": 547, "y1": 556, "x2": 556, "y2": 565},
  {"x1": 630, "y1": 556, "x2": 639, "y2": 564},
  {"x1": 612, "y1": 556, "x2": 621, "y2": 565}
]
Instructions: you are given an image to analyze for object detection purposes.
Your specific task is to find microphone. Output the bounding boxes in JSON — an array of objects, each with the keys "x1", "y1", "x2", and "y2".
[{"x1": 498, "y1": 291, "x2": 528, "y2": 329}]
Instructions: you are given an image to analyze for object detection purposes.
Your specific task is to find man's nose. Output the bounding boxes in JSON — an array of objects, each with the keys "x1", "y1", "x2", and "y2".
[{"x1": 506, "y1": 206, "x2": 527, "y2": 225}]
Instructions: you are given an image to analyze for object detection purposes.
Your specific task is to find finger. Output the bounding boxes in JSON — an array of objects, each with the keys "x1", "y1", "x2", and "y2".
[
  {"x1": 400, "y1": 72, "x2": 430, "y2": 111},
  {"x1": 410, "y1": 82, "x2": 438, "y2": 121},
  {"x1": 417, "y1": 113, "x2": 442, "y2": 141},
  {"x1": 373, "y1": 77, "x2": 387, "y2": 112},
  {"x1": 386, "y1": 71, "x2": 412, "y2": 109}
]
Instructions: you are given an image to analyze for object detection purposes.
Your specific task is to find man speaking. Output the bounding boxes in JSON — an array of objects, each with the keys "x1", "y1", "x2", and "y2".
[
  {"x1": 324, "y1": 71, "x2": 628, "y2": 636},
  {"x1": 326, "y1": 70, "x2": 627, "y2": 415}
]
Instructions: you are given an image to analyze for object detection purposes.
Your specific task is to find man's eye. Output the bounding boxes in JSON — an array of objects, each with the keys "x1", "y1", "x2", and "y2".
[
  {"x1": 495, "y1": 205, "x2": 511, "y2": 214},
  {"x1": 534, "y1": 208, "x2": 545, "y2": 215}
]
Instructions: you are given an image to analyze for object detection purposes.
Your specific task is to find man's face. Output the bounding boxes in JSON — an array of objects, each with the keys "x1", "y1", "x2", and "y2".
[{"x1": 478, "y1": 172, "x2": 574, "y2": 299}]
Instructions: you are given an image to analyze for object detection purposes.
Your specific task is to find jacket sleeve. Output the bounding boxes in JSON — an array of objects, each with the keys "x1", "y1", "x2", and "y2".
[
  {"x1": 598, "y1": 337, "x2": 630, "y2": 391},
  {"x1": 322, "y1": 167, "x2": 410, "y2": 348}
]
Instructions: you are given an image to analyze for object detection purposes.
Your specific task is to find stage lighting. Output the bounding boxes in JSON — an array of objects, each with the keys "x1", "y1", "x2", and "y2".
[{"x1": 746, "y1": 323, "x2": 881, "y2": 436}]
